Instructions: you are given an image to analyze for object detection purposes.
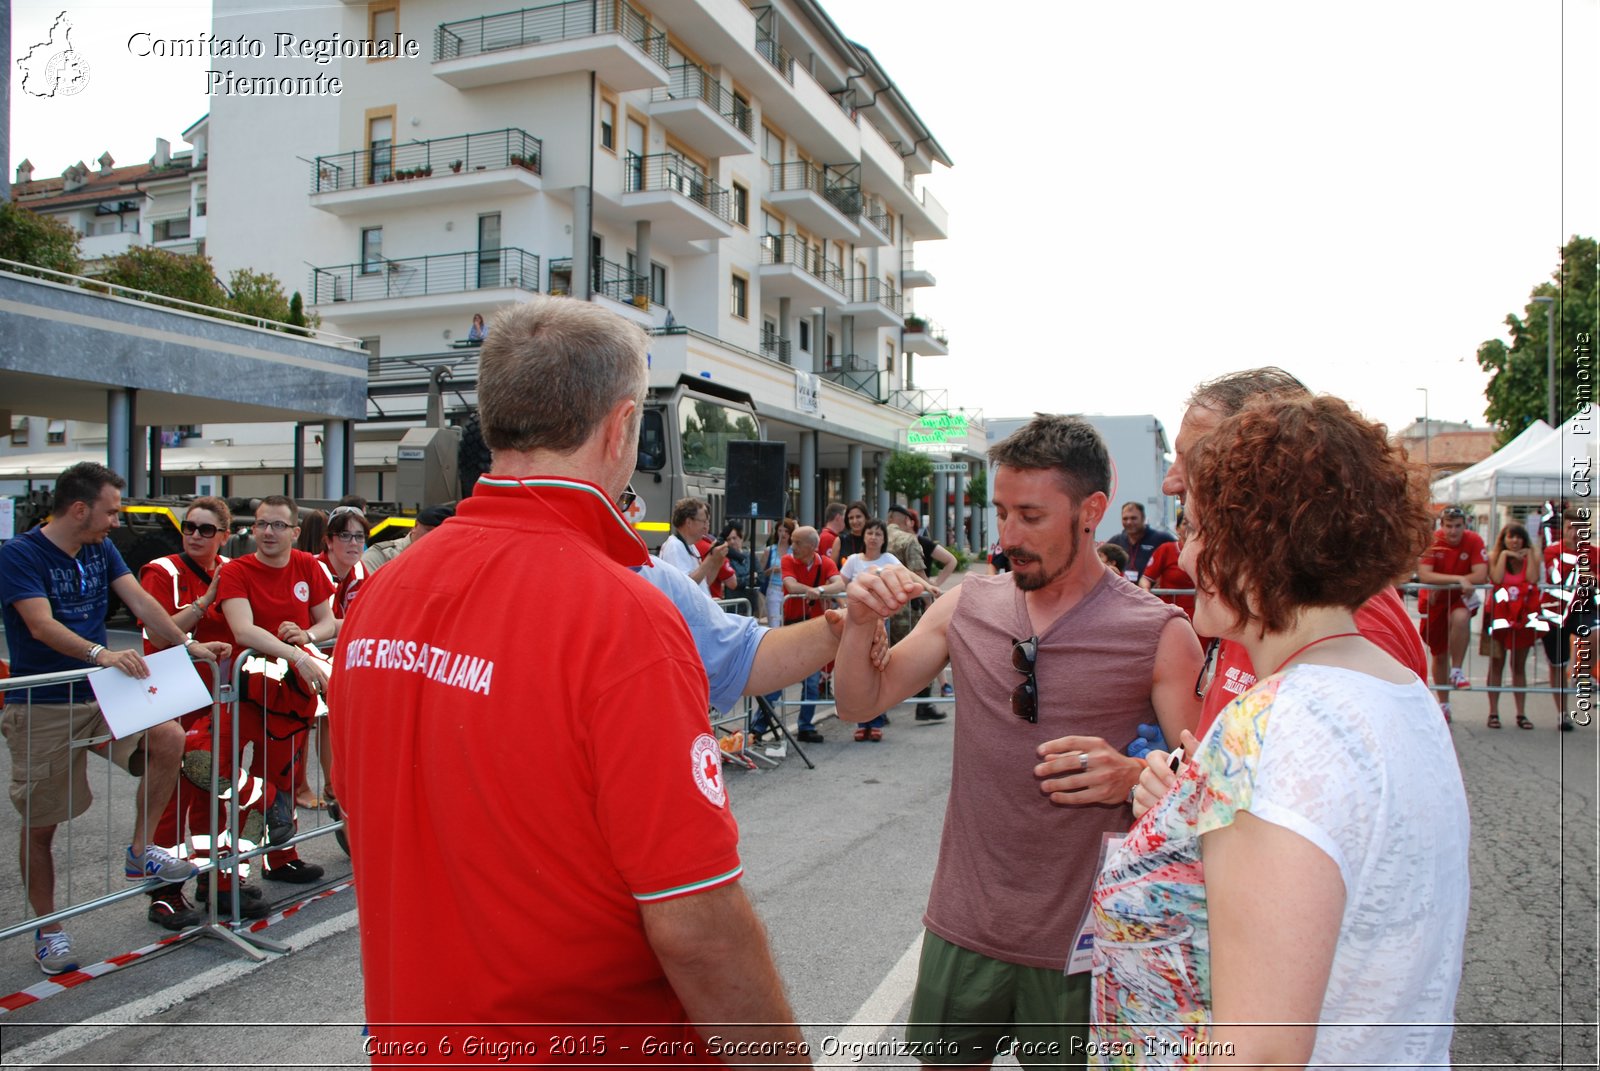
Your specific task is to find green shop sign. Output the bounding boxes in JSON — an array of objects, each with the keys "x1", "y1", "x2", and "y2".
[{"x1": 906, "y1": 412, "x2": 968, "y2": 453}]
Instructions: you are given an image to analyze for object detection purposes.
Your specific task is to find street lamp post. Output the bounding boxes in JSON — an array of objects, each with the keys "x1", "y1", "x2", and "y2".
[
  {"x1": 1416, "y1": 387, "x2": 1430, "y2": 478},
  {"x1": 1533, "y1": 295, "x2": 1557, "y2": 426}
]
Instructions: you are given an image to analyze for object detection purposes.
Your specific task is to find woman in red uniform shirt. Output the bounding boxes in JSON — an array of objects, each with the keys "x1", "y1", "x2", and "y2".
[
  {"x1": 1486, "y1": 523, "x2": 1538, "y2": 728},
  {"x1": 298, "y1": 505, "x2": 368, "y2": 808},
  {"x1": 1141, "y1": 510, "x2": 1199, "y2": 625}
]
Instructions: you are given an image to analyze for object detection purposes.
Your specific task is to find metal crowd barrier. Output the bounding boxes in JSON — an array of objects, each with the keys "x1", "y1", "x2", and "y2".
[{"x1": 0, "y1": 644, "x2": 347, "y2": 968}]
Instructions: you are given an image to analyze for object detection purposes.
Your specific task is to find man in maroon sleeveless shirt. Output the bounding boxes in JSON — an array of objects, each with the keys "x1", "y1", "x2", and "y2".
[
  {"x1": 1166, "y1": 369, "x2": 1430, "y2": 735},
  {"x1": 835, "y1": 415, "x2": 1204, "y2": 1067}
]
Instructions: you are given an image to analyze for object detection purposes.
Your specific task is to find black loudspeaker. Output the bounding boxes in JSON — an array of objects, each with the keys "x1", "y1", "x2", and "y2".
[{"x1": 726, "y1": 441, "x2": 788, "y2": 521}]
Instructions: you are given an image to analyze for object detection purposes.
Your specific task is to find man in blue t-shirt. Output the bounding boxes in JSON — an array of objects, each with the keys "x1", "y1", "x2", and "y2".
[
  {"x1": 1105, "y1": 501, "x2": 1175, "y2": 584},
  {"x1": 0, "y1": 462, "x2": 230, "y2": 975}
]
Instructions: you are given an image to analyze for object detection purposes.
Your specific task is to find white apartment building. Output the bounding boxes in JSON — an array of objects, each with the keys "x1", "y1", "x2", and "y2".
[{"x1": 204, "y1": 0, "x2": 978, "y2": 532}]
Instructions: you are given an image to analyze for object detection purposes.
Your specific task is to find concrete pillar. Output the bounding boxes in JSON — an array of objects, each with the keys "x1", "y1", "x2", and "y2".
[
  {"x1": 147, "y1": 426, "x2": 163, "y2": 497},
  {"x1": 105, "y1": 390, "x2": 133, "y2": 485},
  {"x1": 846, "y1": 444, "x2": 863, "y2": 503},
  {"x1": 875, "y1": 452, "x2": 889, "y2": 519},
  {"x1": 931, "y1": 472, "x2": 947, "y2": 544},
  {"x1": 634, "y1": 220, "x2": 651, "y2": 302},
  {"x1": 129, "y1": 423, "x2": 147, "y2": 500},
  {"x1": 573, "y1": 187, "x2": 593, "y2": 299},
  {"x1": 322, "y1": 420, "x2": 349, "y2": 499},
  {"x1": 799, "y1": 431, "x2": 817, "y2": 526},
  {"x1": 952, "y1": 468, "x2": 966, "y2": 552},
  {"x1": 292, "y1": 422, "x2": 306, "y2": 499}
]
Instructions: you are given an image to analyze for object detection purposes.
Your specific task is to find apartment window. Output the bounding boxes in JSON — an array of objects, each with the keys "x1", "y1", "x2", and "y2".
[
  {"x1": 732, "y1": 182, "x2": 749, "y2": 227},
  {"x1": 599, "y1": 97, "x2": 616, "y2": 152},
  {"x1": 47, "y1": 420, "x2": 67, "y2": 445},
  {"x1": 369, "y1": 2, "x2": 398, "y2": 49},
  {"x1": 762, "y1": 126, "x2": 782, "y2": 166},
  {"x1": 361, "y1": 227, "x2": 383, "y2": 274},
  {"x1": 730, "y1": 273, "x2": 748, "y2": 319},
  {"x1": 732, "y1": 90, "x2": 752, "y2": 134},
  {"x1": 827, "y1": 332, "x2": 836, "y2": 356},
  {"x1": 153, "y1": 218, "x2": 191, "y2": 242},
  {"x1": 798, "y1": 320, "x2": 810, "y2": 352},
  {"x1": 886, "y1": 339, "x2": 896, "y2": 376},
  {"x1": 650, "y1": 262, "x2": 667, "y2": 306},
  {"x1": 9, "y1": 418, "x2": 27, "y2": 446},
  {"x1": 368, "y1": 113, "x2": 394, "y2": 183},
  {"x1": 195, "y1": 201, "x2": 207, "y2": 217}
]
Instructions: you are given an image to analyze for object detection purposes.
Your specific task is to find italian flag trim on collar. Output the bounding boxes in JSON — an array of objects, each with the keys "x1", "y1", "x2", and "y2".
[{"x1": 475, "y1": 475, "x2": 648, "y2": 557}]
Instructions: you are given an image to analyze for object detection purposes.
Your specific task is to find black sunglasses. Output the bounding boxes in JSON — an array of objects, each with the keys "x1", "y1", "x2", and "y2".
[
  {"x1": 1011, "y1": 636, "x2": 1039, "y2": 723},
  {"x1": 181, "y1": 521, "x2": 222, "y2": 538}
]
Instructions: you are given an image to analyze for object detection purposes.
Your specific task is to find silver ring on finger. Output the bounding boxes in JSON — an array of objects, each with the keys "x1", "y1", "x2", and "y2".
[{"x1": 1078, "y1": 752, "x2": 1090, "y2": 772}]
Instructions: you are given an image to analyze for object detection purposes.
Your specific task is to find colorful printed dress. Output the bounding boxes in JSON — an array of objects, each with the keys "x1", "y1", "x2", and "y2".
[{"x1": 1088, "y1": 664, "x2": 1470, "y2": 1069}]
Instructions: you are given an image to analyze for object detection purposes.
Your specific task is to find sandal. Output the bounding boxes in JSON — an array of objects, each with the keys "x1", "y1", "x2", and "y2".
[
  {"x1": 1516, "y1": 714, "x2": 1534, "y2": 730},
  {"x1": 1486, "y1": 714, "x2": 1501, "y2": 729},
  {"x1": 854, "y1": 727, "x2": 869, "y2": 742}
]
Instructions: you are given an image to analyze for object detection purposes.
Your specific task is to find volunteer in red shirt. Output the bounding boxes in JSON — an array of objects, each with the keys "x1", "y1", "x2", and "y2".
[
  {"x1": 1140, "y1": 510, "x2": 1198, "y2": 623},
  {"x1": 782, "y1": 525, "x2": 846, "y2": 744},
  {"x1": 1539, "y1": 511, "x2": 1592, "y2": 731},
  {"x1": 1417, "y1": 505, "x2": 1488, "y2": 722},
  {"x1": 329, "y1": 297, "x2": 803, "y2": 1063},
  {"x1": 299, "y1": 505, "x2": 369, "y2": 810},
  {"x1": 1161, "y1": 369, "x2": 1430, "y2": 735},
  {"x1": 191, "y1": 495, "x2": 336, "y2": 886},
  {"x1": 137, "y1": 497, "x2": 242, "y2": 927},
  {"x1": 818, "y1": 501, "x2": 846, "y2": 563},
  {"x1": 1485, "y1": 522, "x2": 1539, "y2": 729}
]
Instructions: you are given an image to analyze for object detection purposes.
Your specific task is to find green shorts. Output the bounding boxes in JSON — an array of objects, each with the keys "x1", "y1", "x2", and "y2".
[{"x1": 906, "y1": 931, "x2": 1090, "y2": 1069}]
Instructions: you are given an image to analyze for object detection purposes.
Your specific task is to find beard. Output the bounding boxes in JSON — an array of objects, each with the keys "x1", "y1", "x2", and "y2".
[{"x1": 1008, "y1": 508, "x2": 1083, "y2": 591}]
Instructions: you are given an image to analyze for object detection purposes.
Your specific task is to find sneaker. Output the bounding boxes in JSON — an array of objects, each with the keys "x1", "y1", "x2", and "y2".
[
  {"x1": 795, "y1": 729, "x2": 825, "y2": 744},
  {"x1": 1449, "y1": 667, "x2": 1470, "y2": 689},
  {"x1": 915, "y1": 704, "x2": 948, "y2": 722},
  {"x1": 34, "y1": 928, "x2": 77, "y2": 976},
  {"x1": 1560, "y1": 715, "x2": 1577, "y2": 732},
  {"x1": 941, "y1": 683, "x2": 953, "y2": 698},
  {"x1": 1440, "y1": 702, "x2": 1453, "y2": 724},
  {"x1": 195, "y1": 877, "x2": 271, "y2": 919},
  {"x1": 126, "y1": 844, "x2": 198, "y2": 883},
  {"x1": 265, "y1": 859, "x2": 325, "y2": 884},
  {"x1": 265, "y1": 791, "x2": 296, "y2": 846},
  {"x1": 147, "y1": 888, "x2": 203, "y2": 931},
  {"x1": 195, "y1": 873, "x2": 265, "y2": 903}
]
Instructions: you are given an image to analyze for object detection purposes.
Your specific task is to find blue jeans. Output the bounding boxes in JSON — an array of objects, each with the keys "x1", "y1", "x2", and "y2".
[{"x1": 798, "y1": 670, "x2": 822, "y2": 731}]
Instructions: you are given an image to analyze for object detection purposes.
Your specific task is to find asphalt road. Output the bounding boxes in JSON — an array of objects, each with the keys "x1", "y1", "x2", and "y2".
[{"x1": 0, "y1": 659, "x2": 1593, "y2": 1069}]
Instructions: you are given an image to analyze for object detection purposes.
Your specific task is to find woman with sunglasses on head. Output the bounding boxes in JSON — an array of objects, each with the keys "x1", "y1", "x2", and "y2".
[{"x1": 1091, "y1": 395, "x2": 1470, "y2": 1068}]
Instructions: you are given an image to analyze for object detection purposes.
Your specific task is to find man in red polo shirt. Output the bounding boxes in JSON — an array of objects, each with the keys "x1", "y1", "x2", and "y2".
[
  {"x1": 1163, "y1": 369, "x2": 1430, "y2": 734},
  {"x1": 1417, "y1": 505, "x2": 1489, "y2": 721},
  {"x1": 188, "y1": 495, "x2": 337, "y2": 887},
  {"x1": 330, "y1": 298, "x2": 803, "y2": 1063}
]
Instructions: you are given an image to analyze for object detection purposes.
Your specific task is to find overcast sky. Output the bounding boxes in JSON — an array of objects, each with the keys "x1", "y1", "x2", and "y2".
[{"x1": 10, "y1": 0, "x2": 1598, "y2": 444}]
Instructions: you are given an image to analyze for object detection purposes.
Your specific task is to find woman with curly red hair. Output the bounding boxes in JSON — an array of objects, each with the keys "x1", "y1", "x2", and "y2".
[{"x1": 1089, "y1": 394, "x2": 1470, "y2": 1068}]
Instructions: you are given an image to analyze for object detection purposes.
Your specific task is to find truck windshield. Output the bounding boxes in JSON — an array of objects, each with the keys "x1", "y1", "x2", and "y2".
[
  {"x1": 680, "y1": 398, "x2": 759, "y2": 475},
  {"x1": 638, "y1": 409, "x2": 667, "y2": 471}
]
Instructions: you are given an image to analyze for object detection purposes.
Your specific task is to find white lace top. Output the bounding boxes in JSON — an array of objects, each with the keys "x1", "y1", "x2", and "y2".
[{"x1": 1090, "y1": 664, "x2": 1471, "y2": 1068}]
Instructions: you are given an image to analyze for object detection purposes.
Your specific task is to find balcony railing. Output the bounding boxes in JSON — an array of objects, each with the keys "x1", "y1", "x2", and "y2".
[
  {"x1": 310, "y1": 128, "x2": 542, "y2": 193},
  {"x1": 435, "y1": 0, "x2": 666, "y2": 67},
  {"x1": 862, "y1": 197, "x2": 891, "y2": 237},
  {"x1": 845, "y1": 277, "x2": 903, "y2": 316},
  {"x1": 828, "y1": 88, "x2": 859, "y2": 125},
  {"x1": 760, "y1": 234, "x2": 845, "y2": 295},
  {"x1": 768, "y1": 160, "x2": 861, "y2": 218},
  {"x1": 751, "y1": 7, "x2": 794, "y2": 83},
  {"x1": 760, "y1": 332, "x2": 791, "y2": 363},
  {"x1": 888, "y1": 387, "x2": 950, "y2": 414},
  {"x1": 903, "y1": 317, "x2": 947, "y2": 343},
  {"x1": 625, "y1": 152, "x2": 733, "y2": 221},
  {"x1": 310, "y1": 248, "x2": 540, "y2": 304},
  {"x1": 650, "y1": 63, "x2": 753, "y2": 139},
  {"x1": 821, "y1": 356, "x2": 882, "y2": 402},
  {"x1": 547, "y1": 256, "x2": 652, "y2": 306}
]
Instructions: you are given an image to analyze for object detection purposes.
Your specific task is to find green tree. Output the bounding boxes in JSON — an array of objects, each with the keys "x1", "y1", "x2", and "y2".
[
  {"x1": 885, "y1": 450, "x2": 934, "y2": 505},
  {"x1": 966, "y1": 467, "x2": 988, "y2": 509},
  {"x1": 225, "y1": 268, "x2": 292, "y2": 323},
  {"x1": 1478, "y1": 236, "x2": 1599, "y2": 443},
  {"x1": 101, "y1": 246, "x2": 227, "y2": 308},
  {"x1": 0, "y1": 201, "x2": 83, "y2": 275}
]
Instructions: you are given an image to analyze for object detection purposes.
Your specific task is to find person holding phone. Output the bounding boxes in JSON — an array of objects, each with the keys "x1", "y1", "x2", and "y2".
[{"x1": 1096, "y1": 395, "x2": 1469, "y2": 1067}]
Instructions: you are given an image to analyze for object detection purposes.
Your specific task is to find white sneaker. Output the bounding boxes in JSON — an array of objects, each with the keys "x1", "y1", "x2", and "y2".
[
  {"x1": 1440, "y1": 702, "x2": 1453, "y2": 724},
  {"x1": 1449, "y1": 667, "x2": 1470, "y2": 689}
]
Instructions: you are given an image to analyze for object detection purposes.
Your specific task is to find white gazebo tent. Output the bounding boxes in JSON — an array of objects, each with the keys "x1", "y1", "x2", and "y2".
[{"x1": 1433, "y1": 415, "x2": 1596, "y2": 542}]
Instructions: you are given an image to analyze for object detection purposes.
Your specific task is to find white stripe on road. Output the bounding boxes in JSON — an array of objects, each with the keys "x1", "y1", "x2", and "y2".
[
  {"x1": 3, "y1": 908, "x2": 359, "y2": 1071},
  {"x1": 833, "y1": 931, "x2": 924, "y2": 1048}
]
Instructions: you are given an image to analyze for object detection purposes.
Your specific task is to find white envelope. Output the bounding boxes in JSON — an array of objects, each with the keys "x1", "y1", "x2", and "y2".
[{"x1": 87, "y1": 646, "x2": 214, "y2": 739}]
